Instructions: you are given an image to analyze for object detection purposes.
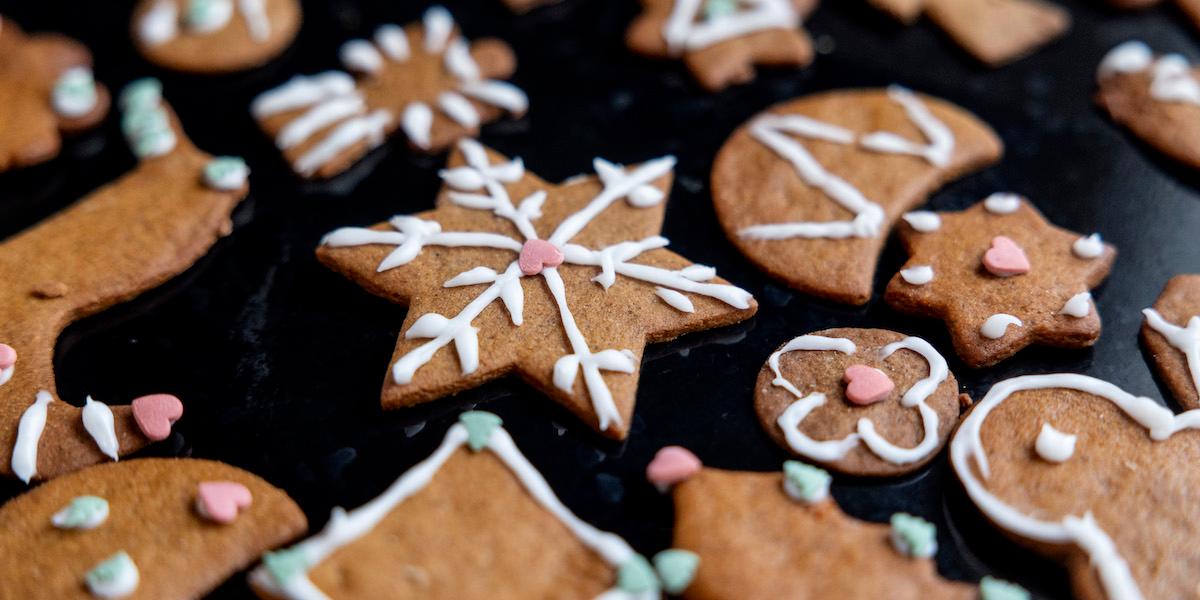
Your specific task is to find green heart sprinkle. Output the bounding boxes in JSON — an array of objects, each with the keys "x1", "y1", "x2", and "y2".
[
  {"x1": 652, "y1": 549, "x2": 699, "y2": 595},
  {"x1": 263, "y1": 547, "x2": 310, "y2": 585},
  {"x1": 890, "y1": 513, "x2": 938, "y2": 559},
  {"x1": 459, "y1": 411, "x2": 503, "y2": 452},
  {"x1": 704, "y1": 0, "x2": 738, "y2": 19},
  {"x1": 119, "y1": 78, "x2": 163, "y2": 112},
  {"x1": 617, "y1": 554, "x2": 660, "y2": 593},
  {"x1": 980, "y1": 576, "x2": 1030, "y2": 600},
  {"x1": 52, "y1": 495, "x2": 109, "y2": 529},
  {"x1": 86, "y1": 551, "x2": 135, "y2": 587},
  {"x1": 782, "y1": 460, "x2": 831, "y2": 504}
]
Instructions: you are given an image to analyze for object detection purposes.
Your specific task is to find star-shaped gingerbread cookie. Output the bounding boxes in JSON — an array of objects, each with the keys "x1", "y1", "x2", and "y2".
[
  {"x1": 252, "y1": 5, "x2": 527, "y2": 179},
  {"x1": 625, "y1": 0, "x2": 818, "y2": 92},
  {"x1": 885, "y1": 194, "x2": 1116, "y2": 368},
  {"x1": 1142, "y1": 275, "x2": 1200, "y2": 410},
  {"x1": 0, "y1": 15, "x2": 110, "y2": 172},
  {"x1": 317, "y1": 140, "x2": 756, "y2": 439}
]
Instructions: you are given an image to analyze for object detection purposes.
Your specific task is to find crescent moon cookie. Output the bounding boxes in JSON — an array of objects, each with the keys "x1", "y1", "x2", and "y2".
[
  {"x1": 711, "y1": 87, "x2": 1002, "y2": 305},
  {"x1": 647, "y1": 448, "x2": 1021, "y2": 599},
  {"x1": 317, "y1": 139, "x2": 755, "y2": 440},
  {"x1": 885, "y1": 194, "x2": 1116, "y2": 368},
  {"x1": 250, "y1": 412, "x2": 665, "y2": 599},
  {"x1": 1096, "y1": 41, "x2": 1200, "y2": 170},
  {"x1": 0, "y1": 79, "x2": 249, "y2": 483},
  {"x1": 1142, "y1": 275, "x2": 1200, "y2": 410},
  {"x1": 252, "y1": 5, "x2": 527, "y2": 180},
  {"x1": 625, "y1": 0, "x2": 818, "y2": 92},
  {"x1": 131, "y1": 0, "x2": 301, "y2": 74},
  {"x1": 0, "y1": 458, "x2": 306, "y2": 599},
  {"x1": 0, "y1": 15, "x2": 111, "y2": 172},
  {"x1": 950, "y1": 374, "x2": 1200, "y2": 600},
  {"x1": 753, "y1": 328, "x2": 968, "y2": 477}
]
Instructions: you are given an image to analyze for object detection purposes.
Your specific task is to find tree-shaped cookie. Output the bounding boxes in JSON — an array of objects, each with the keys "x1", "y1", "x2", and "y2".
[
  {"x1": 885, "y1": 194, "x2": 1115, "y2": 368},
  {"x1": 252, "y1": 6, "x2": 527, "y2": 179},
  {"x1": 0, "y1": 15, "x2": 110, "y2": 172},
  {"x1": 317, "y1": 140, "x2": 755, "y2": 439},
  {"x1": 131, "y1": 0, "x2": 302, "y2": 73},
  {"x1": 711, "y1": 87, "x2": 1002, "y2": 304},
  {"x1": 0, "y1": 79, "x2": 249, "y2": 482},
  {"x1": 625, "y1": 0, "x2": 818, "y2": 91},
  {"x1": 951, "y1": 373, "x2": 1200, "y2": 599},
  {"x1": 1142, "y1": 275, "x2": 1200, "y2": 410},
  {"x1": 0, "y1": 458, "x2": 305, "y2": 598}
]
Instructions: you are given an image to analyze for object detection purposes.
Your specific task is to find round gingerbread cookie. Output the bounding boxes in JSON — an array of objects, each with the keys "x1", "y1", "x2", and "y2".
[
  {"x1": 754, "y1": 328, "x2": 967, "y2": 477},
  {"x1": 132, "y1": 0, "x2": 301, "y2": 74}
]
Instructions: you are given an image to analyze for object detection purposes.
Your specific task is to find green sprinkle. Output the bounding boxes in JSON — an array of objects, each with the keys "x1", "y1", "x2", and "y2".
[
  {"x1": 86, "y1": 551, "x2": 135, "y2": 588},
  {"x1": 980, "y1": 576, "x2": 1030, "y2": 600},
  {"x1": 459, "y1": 411, "x2": 503, "y2": 452},
  {"x1": 782, "y1": 461, "x2": 831, "y2": 504},
  {"x1": 263, "y1": 547, "x2": 310, "y2": 586},
  {"x1": 120, "y1": 107, "x2": 169, "y2": 139},
  {"x1": 890, "y1": 513, "x2": 938, "y2": 559},
  {"x1": 131, "y1": 128, "x2": 177, "y2": 159},
  {"x1": 52, "y1": 495, "x2": 109, "y2": 529},
  {"x1": 119, "y1": 78, "x2": 162, "y2": 112},
  {"x1": 704, "y1": 0, "x2": 738, "y2": 19},
  {"x1": 617, "y1": 554, "x2": 660, "y2": 594},
  {"x1": 652, "y1": 549, "x2": 699, "y2": 595}
]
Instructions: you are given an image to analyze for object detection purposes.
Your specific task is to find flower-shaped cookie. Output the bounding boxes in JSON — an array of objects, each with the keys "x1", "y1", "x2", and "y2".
[{"x1": 132, "y1": 0, "x2": 302, "y2": 73}]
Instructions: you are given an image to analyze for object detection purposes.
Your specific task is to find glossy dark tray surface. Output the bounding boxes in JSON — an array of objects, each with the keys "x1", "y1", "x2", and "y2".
[{"x1": 1, "y1": 1, "x2": 1199, "y2": 598}]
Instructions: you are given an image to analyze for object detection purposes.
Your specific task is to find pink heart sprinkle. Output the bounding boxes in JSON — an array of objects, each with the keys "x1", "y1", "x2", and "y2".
[
  {"x1": 646, "y1": 446, "x2": 702, "y2": 490},
  {"x1": 982, "y1": 236, "x2": 1031, "y2": 277},
  {"x1": 518, "y1": 239, "x2": 564, "y2": 276},
  {"x1": 843, "y1": 364, "x2": 895, "y2": 406},
  {"x1": 131, "y1": 394, "x2": 183, "y2": 441},
  {"x1": 0, "y1": 344, "x2": 15, "y2": 370},
  {"x1": 196, "y1": 481, "x2": 253, "y2": 524}
]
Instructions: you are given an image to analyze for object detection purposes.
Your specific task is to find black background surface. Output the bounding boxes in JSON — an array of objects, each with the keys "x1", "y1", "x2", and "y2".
[{"x1": 1, "y1": 1, "x2": 1198, "y2": 598}]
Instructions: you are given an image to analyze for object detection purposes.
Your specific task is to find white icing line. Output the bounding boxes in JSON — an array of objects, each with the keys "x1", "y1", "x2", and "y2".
[
  {"x1": 902, "y1": 211, "x2": 941, "y2": 232},
  {"x1": 82, "y1": 397, "x2": 120, "y2": 461},
  {"x1": 138, "y1": 0, "x2": 178, "y2": 46},
  {"x1": 340, "y1": 39, "x2": 384, "y2": 74},
  {"x1": 401, "y1": 102, "x2": 434, "y2": 149},
  {"x1": 1035, "y1": 422, "x2": 1076, "y2": 463},
  {"x1": 12, "y1": 391, "x2": 52, "y2": 484},
  {"x1": 437, "y1": 91, "x2": 480, "y2": 128},
  {"x1": 662, "y1": 0, "x2": 797, "y2": 54},
  {"x1": 422, "y1": 5, "x2": 454, "y2": 54},
  {"x1": 459, "y1": 80, "x2": 529, "y2": 115},
  {"x1": 655, "y1": 287, "x2": 695, "y2": 313},
  {"x1": 293, "y1": 110, "x2": 391, "y2": 177},
  {"x1": 981, "y1": 314, "x2": 1022, "y2": 339},
  {"x1": 252, "y1": 72, "x2": 357, "y2": 118},
  {"x1": 444, "y1": 37, "x2": 481, "y2": 82},
  {"x1": 860, "y1": 86, "x2": 954, "y2": 167},
  {"x1": 900, "y1": 265, "x2": 933, "y2": 285},
  {"x1": 983, "y1": 192, "x2": 1021, "y2": 214},
  {"x1": 276, "y1": 96, "x2": 365, "y2": 149},
  {"x1": 1060, "y1": 292, "x2": 1092, "y2": 318},
  {"x1": 239, "y1": 0, "x2": 271, "y2": 41},
  {"x1": 1143, "y1": 308, "x2": 1200, "y2": 400},
  {"x1": 375, "y1": 24, "x2": 409, "y2": 61}
]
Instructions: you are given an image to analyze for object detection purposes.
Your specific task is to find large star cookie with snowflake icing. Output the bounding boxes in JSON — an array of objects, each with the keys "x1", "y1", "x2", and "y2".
[
  {"x1": 625, "y1": 0, "x2": 818, "y2": 91},
  {"x1": 317, "y1": 140, "x2": 756, "y2": 439},
  {"x1": 1142, "y1": 275, "x2": 1200, "y2": 410},
  {"x1": 711, "y1": 87, "x2": 1002, "y2": 305},
  {"x1": 252, "y1": 6, "x2": 527, "y2": 179},
  {"x1": 885, "y1": 194, "x2": 1115, "y2": 368}
]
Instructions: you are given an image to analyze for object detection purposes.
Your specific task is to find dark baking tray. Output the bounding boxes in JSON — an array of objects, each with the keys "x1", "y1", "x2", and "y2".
[{"x1": 2, "y1": 0, "x2": 1198, "y2": 597}]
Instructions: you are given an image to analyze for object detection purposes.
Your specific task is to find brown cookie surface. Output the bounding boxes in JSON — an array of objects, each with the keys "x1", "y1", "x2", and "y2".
[
  {"x1": 316, "y1": 140, "x2": 755, "y2": 440},
  {"x1": 252, "y1": 6, "x2": 526, "y2": 179},
  {"x1": 625, "y1": 0, "x2": 817, "y2": 92},
  {"x1": 0, "y1": 16, "x2": 110, "y2": 172},
  {"x1": 1142, "y1": 275, "x2": 1200, "y2": 410},
  {"x1": 132, "y1": 0, "x2": 302, "y2": 74},
  {"x1": 502, "y1": 0, "x2": 560, "y2": 13},
  {"x1": 950, "y1": 374, "x2": 1200, "y2": 600},
  {"x1": 0, "y1": 458, "x2": 306, "y2": 599},
  {"x1": 711, "y1": 87, "x2": 1002, "y2": 305},
  {"x1": 0, "y1": 82, "x2": 248, "y2": 482},
  {"x1": 754, "y1": 328, "x2": 965, "y2": 477},
  {"x1": 885, "y1": 195, "x2": 1115, "y2": 368}
]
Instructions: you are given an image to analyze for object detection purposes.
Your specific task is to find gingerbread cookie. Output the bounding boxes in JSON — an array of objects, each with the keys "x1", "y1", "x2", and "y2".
[
  {"x1": 252, "y1": 6, "x2": 527, "y2": 179},
  {"x1": 132, "y1": 0, "x2": 302, "y2": 73},
  {"x1": 0, "y1": 458, "x2": 305, "y2": 599},
  {"x1": 711, "y1": 87, "x2": 1002, "y2": 304},
  {"x1": 0, "y1": 16, "x2": 110, "y2": 172},
  {"x1": 648, "y1": 449, "x2": 996, "y2": 598},
  {"x1": 318, "y1": 140, "x2": 755, "y2": 439},
  {"x1": 885, "y1": 194, "x2": 1115, "y2": 368},
  {"x1": 250, "y1": 412, "x2": 671, "y2": 599},
  {"x1": 0, "y1": 79, "x2": 249, "y2": 482},
  {"x1": 625, "y1": 0, "x2": 818, "y2": 92},
  {"x1": 502, "y1": 0, "x2": 560, "y2": 13},
  {"x1": 951, "y1": 374, "x2": 1200, "y2": 599},
  {"x1": 1096, "y1": 41, "x2": 1200, "y2": 170},
  {"x1": 1142, "y1": 275, "x2": 1200, "y2": 410},
  {"x1": 753, "y1": 329, "x2": 966, "y2": 477}
]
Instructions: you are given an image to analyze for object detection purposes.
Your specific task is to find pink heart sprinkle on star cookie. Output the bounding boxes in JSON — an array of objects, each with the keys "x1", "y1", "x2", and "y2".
[
  {"x1": 518, "y1": 239, "x2": 564, "y2": 276},
  {"x1": 196, "y1": 481, "x2": 253, "y2": 524},
  {"x1": 0, "y1": 344, "x2": 15, "y2": 370},
  {"x1": 982, "y1": 236, "x2": 1031, "y2": 277},
  {"x1": 843, "y1": 364, "x2": 895, "y2": 406},
  {"x1": 131, "y1": 394, "x2": 183, "y2": 441},
  {"x1": 646, "y1": 446, "x2": 702, "y2": 491}
]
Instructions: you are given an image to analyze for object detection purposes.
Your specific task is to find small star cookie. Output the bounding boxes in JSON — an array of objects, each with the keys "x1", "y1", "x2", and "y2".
[
  {"x1": 1142, "y1": 275, "x2": 1200, "y2": 410},
  {"x1": 131, "y1": 0, "x2": 302, "y2": 73}
]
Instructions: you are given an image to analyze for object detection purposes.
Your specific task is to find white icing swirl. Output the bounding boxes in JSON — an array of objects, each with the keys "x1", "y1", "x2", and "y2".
[{"x1": 902, "y1": 211, "x2": 941, "y2": 233}]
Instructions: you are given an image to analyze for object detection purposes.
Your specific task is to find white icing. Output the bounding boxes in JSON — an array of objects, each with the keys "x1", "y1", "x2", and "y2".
[
  {"x1": 1035, "y1": 422, "x2": 1076, "y2": 463},
  {"x1": 444, "y1": 37, "x2": 481, "y2": 82},
  {"x1": 662, "y1": 0, "x2": 797, "y2": 55},
  {"x1": 87, "y1": 552, "x2": 139, "y2": 599},
  {"x1": 139, "y1": 0, "x2": 273, "y2": 45},
  {"x1": 1097, "y1": 41, "x2": 1200, "y2": 106},
  {"x1": 53, "y1": 67, "x2": 99, "y2": 118},
  {"x1": 437, "y1": 91, "x2": 480, "y2": 128},
  {"x1": 902, "y1": 211, "x2": 940, "y2": 233},
  {"x1": 340, "y1": 39, "x2": 383, "y2": 74},
  {"x1": 1143, "y1": 308, "x2": 1200, "y2": 401},
  {"x1": 739, "y1": 86, "x2": 955, "y2": 241},
  {"x1": 52, "y1": 496, "x2": 110, "y2": 530},
  {"x1": 983, "y1": 192, "x2": 1021, "y2": 214},
  {"x1": 293, "y1": 110, "x2": 392, "y2": 177},
  {"x1": 374, "y1": 24, "x2": 409, "y2": 61},
  {"x1": 138, "y1": 0, "x2": 179, "y2": 46},
  {"x1": 459, "y1": 80, "x2": 529, "y2": 114},
  {"x1": 422, "y1": 5, "x2": 454, "y2": 54},
  {"x1": 252, "y1": 72, "x2": 357, "y2": 118},
  {"x1": 981, "y1": 314, "x2": 1022, "y2": 339},
  {"x1": 1098, "y1": 41, "x2": 1153, "y2": 80},
  {"x1": 239, "y1": 0, "x2": 271, "y2": 41},
  {"x1": 277, "y1": 96, "x2": 366, "y2": 149},
  {"x1": 401, "y1": 102, "x2": 434, "y2": 149},
  {"x1": 771, "y1": 335, "x2": 947, "y2": 465},
  {"x1": 82, "y1": 396, "x2": 120, "y2": 461},
  {"x1": 12, "y1": 391, "x2": 52, "y2": 484},
  {"x1": 655, "y1": 287, "x2": 695, "y2": 313},
  {"x1": 1060, "y1": 292, "x2": 1092, "y2": 318},
  {"x1": 186, "y1": 0, "x2": 234, "y2": 34},
  {"x1": 1073, "y1": 233, "x2": 1104, "y2": 259},
  {"x1": 900, "y1": 265, "x2": 933, "y2": 285},
  {"x1": 0, "y1": 365, "x2": 12, "y2": 386}
]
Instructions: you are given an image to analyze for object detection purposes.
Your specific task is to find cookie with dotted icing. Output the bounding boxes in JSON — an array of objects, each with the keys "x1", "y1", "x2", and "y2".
[
  {"x1": 885, "y1": 194, "x2": 1115, "y2": 368},
  {"x1": 250, "y1": 412, "x2": 656, "y2": 599},
  {"x1": 252, "y1": 5, "x2": 527, "y2": 179},
  {"x1": 951, "y1": 374, "x2": 1200, "y2": 600},
  {"x1": 131, "y1": 0, "x2": 302, "y2": 74},
  {"x1": 0, "y1": 16, "x2": 110, "y2": 172},
  {"x1": 1142, "y1": 275, "x2": 1200, "y2": 410},
  {"x1": 316, "y1": 139, "x2": 755, "y2": 440},
  {"x1": 711, "y1": 87, "x2": 1002, "y2": 305},
  {"x1": 625, "y1": 0, "x2": 818, "y2": 92},
  {"x1": 753, "y1": 328, "x2": 968, "y2": 477},
  {"x1": 0, "y1": 458, "x2": 305, "y2": 599},
  {"x1": 0, "y1": 79, "x2": 249, "y2": 483}
]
